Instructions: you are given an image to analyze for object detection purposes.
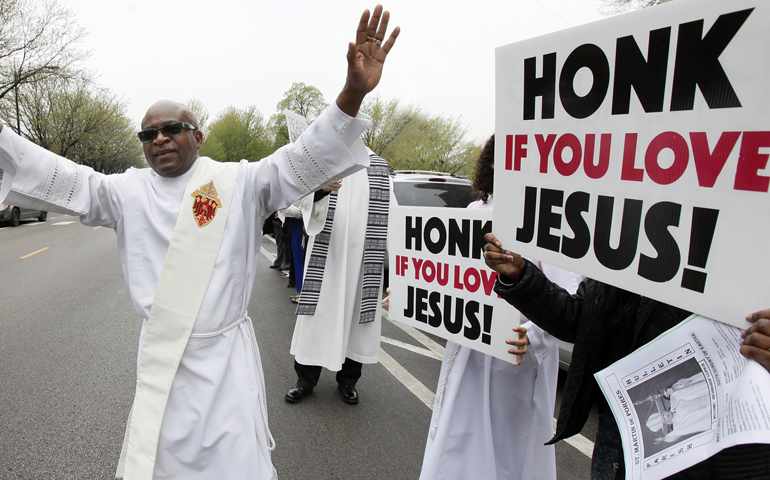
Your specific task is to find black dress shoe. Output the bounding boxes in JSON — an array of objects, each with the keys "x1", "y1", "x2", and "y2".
[
  {"x1": 337, "y1": 384, "x2": 359, "y2": 404},
  {"x1": 285, "y1": 385, "x2": 312, "y2": 403},
  {"x1": 269, "y1": 264, "x2": 280, "y2": 269}
]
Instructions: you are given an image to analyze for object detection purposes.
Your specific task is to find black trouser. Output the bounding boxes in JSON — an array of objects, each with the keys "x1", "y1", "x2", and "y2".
[
  {"x1": 271, "y1": 217, "x2": 286, "y2": 267},
  {"x1": 294, "y1": 358, "x2": 362, "y2": 389}
]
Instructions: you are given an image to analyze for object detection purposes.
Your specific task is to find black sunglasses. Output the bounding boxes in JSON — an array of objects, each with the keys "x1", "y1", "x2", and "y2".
[{"x1": 137, "y1": 121, "x2": 197, "y2": 143}]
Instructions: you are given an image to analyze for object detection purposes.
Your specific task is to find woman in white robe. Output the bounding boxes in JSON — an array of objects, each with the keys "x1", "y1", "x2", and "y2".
[{"x1": 419, "y1": 136, "x2": 582, "y2": 480}]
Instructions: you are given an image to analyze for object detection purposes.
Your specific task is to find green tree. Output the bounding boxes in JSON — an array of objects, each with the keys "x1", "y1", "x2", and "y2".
[
  {"x1": 0, "y1": 0, "x2": 88, "y2": 133},
  {"x1": 1, "y1": 74, "x2": 143, "y2": 174},
  {"x1": 359, "y1": 94, "x2": 419, "y2": 157},
  {"x1": 386, "y1": 113, "x2": 480, "y2": 177},
  {"x1": 267, "y1": 82, "x2": 328, "y2": 149},
  {"x1": 201, "y1": 105, "x2": 272, "y2": 162},
  {"x1": 357, "y1": 95, "x2": 480, "y2": 177}
]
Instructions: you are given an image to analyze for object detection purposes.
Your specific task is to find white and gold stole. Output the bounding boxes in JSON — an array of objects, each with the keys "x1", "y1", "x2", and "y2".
[{"x1": 116, "y1": 157, "x2": 239, "y2": 480}]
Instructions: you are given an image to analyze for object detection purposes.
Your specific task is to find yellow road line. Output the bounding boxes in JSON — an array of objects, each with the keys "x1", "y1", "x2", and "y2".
[
  {"x1": 93, "y1": 226, "x2": 101, "y2": 230},
  {"x1": 20, "y1": 247, "x2": 49, "y2": 259}
]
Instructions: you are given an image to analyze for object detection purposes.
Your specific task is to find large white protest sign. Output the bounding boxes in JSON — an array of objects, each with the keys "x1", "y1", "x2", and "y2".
[
  {"x1": 595, "y1": 315, "x2": 770, "y2": 480},
  {"x1": 284, "y1": 109, "x2": 308, "y2": 143},
  {"x1": 388, "y1": 205, "x2": 523, "y2": 363},
  {"x1": 494, "y1": 0, "x2": 769, "y2": 327}
]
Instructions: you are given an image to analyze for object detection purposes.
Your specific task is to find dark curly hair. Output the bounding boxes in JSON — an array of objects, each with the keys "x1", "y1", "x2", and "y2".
[{"x1": 472, "y1": 135, "x2": 495, "y2": 204}]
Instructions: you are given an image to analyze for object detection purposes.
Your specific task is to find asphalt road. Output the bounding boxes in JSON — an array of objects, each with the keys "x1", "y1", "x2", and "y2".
[{"x1": 0, "y1": 214, "x2": 597, "y2": 479}]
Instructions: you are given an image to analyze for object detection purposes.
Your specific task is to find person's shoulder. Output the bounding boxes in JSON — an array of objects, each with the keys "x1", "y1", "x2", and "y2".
[{"x1": 466, "y1": 198, "x2": 487, "y2": 209}]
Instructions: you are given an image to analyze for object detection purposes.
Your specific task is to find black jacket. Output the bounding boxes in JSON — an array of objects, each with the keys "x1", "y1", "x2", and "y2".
[
  {"x1": 494, "y1": 260, "x2": 770, "y2": 479},
  {"x1": 494, "y1": 260, "x2": 691, "y2": 443}
]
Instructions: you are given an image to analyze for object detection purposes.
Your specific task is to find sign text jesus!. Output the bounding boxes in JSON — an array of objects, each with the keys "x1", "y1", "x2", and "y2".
[
  {"x1": 494, "y1": 0, "x2": 770, "y2": 327},
  {"x1": 388, "y1": 206, "x2": 523, "y2": 363}
]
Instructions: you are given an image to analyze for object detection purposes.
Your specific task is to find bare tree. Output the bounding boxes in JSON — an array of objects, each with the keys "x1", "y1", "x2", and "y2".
[
  {"x1": 185, "y1": 98, "x2": 210, "y2": 136},
  {"x1": 2, "y1": 74, "x2": 144, "y2": 174},
  {"x1": 0, "y1": 0, "x2": 88, "y2": 132},
  {"x1": 600, "y1": 0, "x2": 658, "y2": 15}
]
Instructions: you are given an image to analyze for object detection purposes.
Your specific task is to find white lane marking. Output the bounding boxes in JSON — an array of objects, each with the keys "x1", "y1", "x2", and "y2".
[
  {"x1": 23, "y1": 222, "x2": 44, "y2": 226},
  {"x1": 261, "y1": 247, "x2": 276, "y2": 264},
  {"x1": 381, "y1": 336, "x2": 442, "y2": 360},
  {"x1": 256, "y1": 247, "x2": 596, "y2": 458},
  {"x1": 260, "y1": 235, "x2": 278, "y2": 264},
  {"x1": 52, "y1": 221, "x2": 76, "y2": 225},
  {"x1": 378, "y1": 348, "x2": 436, "y2": 409},
  {"x1": 383, "y1": 307, "x2": 595, "y2": 458},
  {"x1": 555, "y1": 419, "x2": 595, "y2": 457},
  {"x1": 382, "y1": 309, "x2": 445, "y2": 358}
]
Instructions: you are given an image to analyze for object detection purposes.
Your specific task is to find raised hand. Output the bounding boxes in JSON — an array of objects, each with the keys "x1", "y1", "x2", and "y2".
[
  {"x1": 337, "y1": 5, "x2": 400, "y2": 117},
  {"x1": 483, "y1": 232, "x2": 526, "y2": 284}
]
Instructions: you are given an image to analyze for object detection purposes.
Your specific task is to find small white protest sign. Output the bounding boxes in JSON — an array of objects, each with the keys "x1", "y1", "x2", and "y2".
[
  {"x1": 388, "y1": 205, "x2": 523, "y2": 363},
  {"x1": 284, "y1": 110, "x2": 308, "y2": 144}
]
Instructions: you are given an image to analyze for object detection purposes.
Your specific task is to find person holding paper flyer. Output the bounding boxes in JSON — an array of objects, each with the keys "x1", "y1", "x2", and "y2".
[
  {"x1": 419, "y1": 136, "x2": 582, "y2": 480},
  {"x1": 482, "y1": 235, "x2": 770, "y2": 479},
  {"x1": 642, "y1": 373, "x2": 711, "y2": 446},
  {"x1": 0, "y1": 6, "x2": 399, "y2": 479}
]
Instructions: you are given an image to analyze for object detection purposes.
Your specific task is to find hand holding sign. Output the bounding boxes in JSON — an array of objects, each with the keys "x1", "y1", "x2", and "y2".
[
  {"x1": 740, "y1": 309, "x2": 770, "y2": 373},
  {"x1": 505, "y1": 326, "x2": 529, "y2": 366},
  {"x1": 483, "y1": 232, "x2": 526, "y2": 284},
  {"x1": 323, "y1": 180, "x2": 343, "y2": 192}
]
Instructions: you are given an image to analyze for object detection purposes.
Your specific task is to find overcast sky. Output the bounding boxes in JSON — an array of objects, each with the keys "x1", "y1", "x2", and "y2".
[{"x1": 61, "y1": 0, "x2": 609, "y2": 142}]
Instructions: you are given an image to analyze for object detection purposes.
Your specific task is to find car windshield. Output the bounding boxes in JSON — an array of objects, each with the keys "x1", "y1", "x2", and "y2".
[{"x1": 393, "y1": 181, "x2": 476, "y2": 208}]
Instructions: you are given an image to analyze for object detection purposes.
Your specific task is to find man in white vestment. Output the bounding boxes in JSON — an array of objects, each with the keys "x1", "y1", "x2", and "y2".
[
  {"x1": 647, "y1": 373, "x2": 712, "y2": 444},
  {"x1": 0, "y1": 6, "x2": 399, "y2": 479},
  {"x1": 285, "y1": 151, "x2": 389, "y2": 405}
]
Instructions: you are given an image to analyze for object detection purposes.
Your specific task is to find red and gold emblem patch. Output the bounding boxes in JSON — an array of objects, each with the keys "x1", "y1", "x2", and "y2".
[{"x1": 191, "y1": 181, "x2": 223, "y2": 228}]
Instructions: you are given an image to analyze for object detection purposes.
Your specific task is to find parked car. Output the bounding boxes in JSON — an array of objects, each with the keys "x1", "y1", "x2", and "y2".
[
  {"x1": 390, "y1": 170, "x2": 476, "y2": 208},
  {"x1": 557, "y1": 340, "x2": 573, "y2": 372},
  {"x1": 386, "y1": 170, "x2": 475, "y2": 272},
  {"x1": 0, "y1": 170, "x2": 47, "y2": 226},
  {"x1": 0, "y1": 203, "x2": 47, "y2": 226}
]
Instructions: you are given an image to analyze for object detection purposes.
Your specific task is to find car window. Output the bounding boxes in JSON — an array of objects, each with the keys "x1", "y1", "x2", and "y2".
[{"x1": 392, "y1": 182, "x2": 476, "y2": 208}]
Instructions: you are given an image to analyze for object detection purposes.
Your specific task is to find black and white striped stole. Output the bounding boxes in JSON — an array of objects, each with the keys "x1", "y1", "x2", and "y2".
[
  {"x1": 295, "y1": 189, "x2": 337, "y2": 315},
  {"x1": 295, "y1": 154, "x2": 390, "y2": 321},
  {"x1": 358, "y1": 155, "x2": 389, "y2": 324}
]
